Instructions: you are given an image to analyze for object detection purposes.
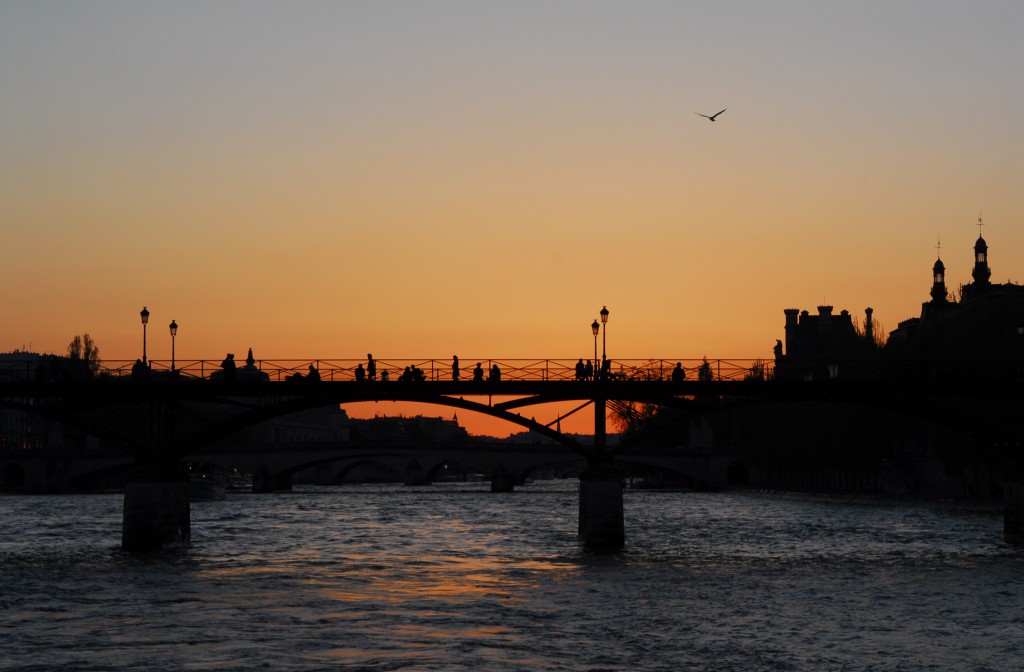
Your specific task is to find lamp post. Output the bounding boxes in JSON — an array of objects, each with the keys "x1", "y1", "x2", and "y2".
[
  {"x1": 140, "y1": 306, "x2": 150, "y2": 364},
  {"x1": 169, "y1": 320, "x2": 178, "y2": 372},
  {"x1": 591, "y1": 320, "x2": 600, "y2": 374},
  {"x1": 600, "y1": 305, "x2": 609, "y2": 362}
]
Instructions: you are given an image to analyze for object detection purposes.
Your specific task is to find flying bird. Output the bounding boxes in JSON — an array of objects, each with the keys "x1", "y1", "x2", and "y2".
[{"x1": 695, "y1": 108, "x2": 727, "y2": 122}]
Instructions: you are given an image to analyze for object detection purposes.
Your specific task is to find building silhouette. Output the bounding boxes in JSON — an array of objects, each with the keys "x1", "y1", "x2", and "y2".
[
  {"x1": 774, "y1": 227, "x2": 1023, "y2": 383},
  {"x1": 774, "y1": 305, "x2": 878, "y2": 380},
  {"x1": 887, "y1": 230, "x2": 1024, "y2": 381}
]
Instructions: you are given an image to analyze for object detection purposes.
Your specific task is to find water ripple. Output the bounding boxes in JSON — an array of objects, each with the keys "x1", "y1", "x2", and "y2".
[{"x1": 2, "y1": 486, "x2": 1022, "y2": 671}]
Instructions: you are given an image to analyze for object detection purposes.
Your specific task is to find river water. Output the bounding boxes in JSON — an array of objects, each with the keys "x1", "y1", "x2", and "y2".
[{"x1": 2, "y1": 483, "x2": 1022, "y2": 671}]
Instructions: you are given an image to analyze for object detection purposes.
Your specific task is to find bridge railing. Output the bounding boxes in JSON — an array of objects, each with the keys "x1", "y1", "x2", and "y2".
[
  {"x1": 82, "y1": 358, "x2": 773, "y2": 383},
  {"x1": 8, "y1": 355, "x2": 1021, "y2": 385}
]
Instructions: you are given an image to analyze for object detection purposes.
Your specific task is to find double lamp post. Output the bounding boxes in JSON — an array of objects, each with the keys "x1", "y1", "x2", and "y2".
[
  {"x1": 590, "y1": 306, "x2": 609, "y2": 378},
  {"x1": 139, "y1": 306, "x2": 178, "y2": 372}
]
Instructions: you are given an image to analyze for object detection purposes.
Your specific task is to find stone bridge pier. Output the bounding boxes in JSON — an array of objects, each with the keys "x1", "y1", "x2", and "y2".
[
  {"x1": 578, "y1": 398, "x2": 625, "y2": 550},
  {"x1": 489, "y1": 465, "x2": 517, "y2": 493},
  {"x1": 253, "y1": 465, "x2": 293, "y2": 493},
  {"x1": 121, "y1": 404, "x2": 190, "y2": 551},
  {"x1": 122, "y1": 471, "x2": 190, "y2": 551}
]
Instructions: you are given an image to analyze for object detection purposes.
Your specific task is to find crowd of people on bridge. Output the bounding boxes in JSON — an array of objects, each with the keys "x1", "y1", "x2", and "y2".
[
  {"x1": 350, "y1": 356, "x2": 503, "y2": 383},
  {"x1": 214, "y1": 349, "x2": 271, "y2": 382},
  {"x1": 573, "y1": 358, "x2": 617, "y2": 381},
  {"x1": 210, "y1": 351, "x2": 691, "y2": 385},
  {"x1": 286, "y1": 364, "x2": 320, "y2": 383}
]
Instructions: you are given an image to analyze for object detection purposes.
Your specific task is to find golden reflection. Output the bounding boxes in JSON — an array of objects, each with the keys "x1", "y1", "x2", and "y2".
[
  {"x1": 391, "y1": 624, "x2": 516, "y2": 640},
  {"x1": 197, "y1": 564, "x2": 293, "y2": 579},
  {"x1": 318, "y1": 645, "x2": 438, "y2": 660},
  {"x1": 317, "y1": 554, "x2": 578, "y2": 606}
]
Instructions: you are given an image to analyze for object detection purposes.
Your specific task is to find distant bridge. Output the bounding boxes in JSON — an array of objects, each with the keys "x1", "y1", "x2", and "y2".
[{"x1": 189, "y1": 440, "x2": 716, "y2": 492}]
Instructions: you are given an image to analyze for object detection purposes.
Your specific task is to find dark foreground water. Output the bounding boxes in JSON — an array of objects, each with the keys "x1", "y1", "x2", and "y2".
[{"x1": 2, "y1": 484, "x2": 1022, "y2": 671}]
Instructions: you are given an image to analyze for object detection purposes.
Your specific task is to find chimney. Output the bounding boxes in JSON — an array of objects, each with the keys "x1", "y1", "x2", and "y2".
[{"x1": 784, "y1": 309, "x2": 800, "y2": 356}]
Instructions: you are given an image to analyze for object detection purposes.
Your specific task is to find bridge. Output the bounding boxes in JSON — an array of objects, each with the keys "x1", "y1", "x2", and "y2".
[{"x1": 2, "y1": 356, "x2": 1023, "y2": 551}]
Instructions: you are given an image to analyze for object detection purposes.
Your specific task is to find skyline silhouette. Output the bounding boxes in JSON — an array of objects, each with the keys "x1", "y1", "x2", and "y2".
[{"x1": 1, "y1": 2, "x2": 1021, "y2": 435}]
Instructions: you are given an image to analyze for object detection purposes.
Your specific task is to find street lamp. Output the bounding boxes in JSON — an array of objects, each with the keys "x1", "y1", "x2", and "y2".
[
  {"x1": 169, "y1": 320, "x2": 178, "y2": 372},
  {"x1": 600, "y1": 305, "x2": 609, "y2": 362},
  {"x1": 591, "y1": 320, "x2": 600, "y2": 373},
  {"x1": 140, "y1": 306, "x2": 150, "y2": 363}
]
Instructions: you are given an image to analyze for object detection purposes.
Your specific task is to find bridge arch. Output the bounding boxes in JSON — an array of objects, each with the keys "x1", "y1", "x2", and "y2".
[{"x1": 181, "y1": 389, "x2": 592, "y2": 459}]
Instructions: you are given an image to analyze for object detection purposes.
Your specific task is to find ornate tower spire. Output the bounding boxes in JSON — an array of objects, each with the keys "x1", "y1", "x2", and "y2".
[
  {"x1": 972, "y1": 216, "x2": 991, "y2": 286},
  {"x1": 930, "y1": 240, "x2": 948, "y2": 303}
]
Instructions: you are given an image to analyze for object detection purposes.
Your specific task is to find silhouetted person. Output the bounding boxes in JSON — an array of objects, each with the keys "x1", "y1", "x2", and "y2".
[
  {"x1": 575, "y1": 358, "x2": 585, "y2": 381},
  {"x1": 246, "y1": 348, "x2": 256, "y2": 367},
  {"x1": 672, "y1": 362, "x2": 686, "y2": 383},
  {"x1": 380, "y1": 370, "x2": 389, "y2": 382},
  {"x1": 473, "y1": 362, "x2": 484, "y2": 382},
  {"x1": 367, "y1": 354, "x2": 376, "y2": 380},
  {"x1": 412, "y1": 365, "x2": 425, "y2": 382},
  {"x1": 773, "y1": 339, "x2": 783, "y2": 359},
  {"x1": 306, "y1": 364, "x2": 320, "y2": 382},
  {"x1": 489, "y1": 364, "x2": 501, "y2": 382},
  {"x1": 220, "y1": 353, "x2": 237, "y2": 382},
  {"x1": 601, "y1": 357, "x2": 611, "y2": 380},
  {"x1": 584, "y1": 360, "x2": 594, "y2": 380},
  {"x1": 401, "y1": 366, "x2": 411, "y2": 382},
  {"x1": 452, "y1": 355, "x2": 460, "y2": 381},
  {"x1": 131, "y1": 358, "x2": 149, "y2": 379},
  {"x1": 355, "y1": 363, "x2": 365, "y2": 382}
]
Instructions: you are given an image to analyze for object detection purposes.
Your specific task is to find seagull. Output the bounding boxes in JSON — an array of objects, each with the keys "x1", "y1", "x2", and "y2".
[{"x1": 695, "y1": 108, "x2": 727, "y2": 122}]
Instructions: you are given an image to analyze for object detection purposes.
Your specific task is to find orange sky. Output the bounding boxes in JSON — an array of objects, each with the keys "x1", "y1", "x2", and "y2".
[{"x1": 2, "y1": 2, "x2": 1022, "y2": 436}]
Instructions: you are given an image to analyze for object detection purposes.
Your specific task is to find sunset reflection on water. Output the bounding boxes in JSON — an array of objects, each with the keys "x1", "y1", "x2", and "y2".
[
  {"x1": 4, "y1": 486, "x2": 1020, "y2": 671},
  {"x1": 315, "y1": 554, "x2": 577, "y2": 605},
  {"x1": 186, "y1": 487, "x2": 584, "y2": 664}
]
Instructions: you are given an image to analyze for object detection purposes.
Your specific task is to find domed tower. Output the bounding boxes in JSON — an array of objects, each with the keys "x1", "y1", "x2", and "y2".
[
  {"x1": 930, "y1": 257, "x2": 948, "y2": 303},
  {"x1": 972, "y1": 234, "x2": 991, "y2": 286}
]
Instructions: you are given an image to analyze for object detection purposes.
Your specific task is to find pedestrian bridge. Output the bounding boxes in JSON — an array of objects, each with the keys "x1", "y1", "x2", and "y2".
[
  {"x1": 2, "y1": 355, "x2": 1010, "y2": 456},
  {"x1": 2, "y1": 355, "x2": 1021, "y2": 551},
  {"x1": 0, "y1": 356, "x2": 774, "y2": 452},
  {"x1": 96, "y1": 356, "x2": 762, "y2": 384}
]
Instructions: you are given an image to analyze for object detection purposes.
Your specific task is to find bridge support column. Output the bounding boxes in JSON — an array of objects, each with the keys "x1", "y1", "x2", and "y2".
[
  {"x1": 122, "y1": 404, "x2": 190, "y2": 551},
  {"x1": 578, "y1": 464, "x2": 624, "y2": 550},
  {"x1": 252, "y1": 466, "x2": 293, "y2": 493},
  {"x1": 490, "y1": 466, "x2": 515, "y2": 493},
  {"x1": 403, "y1": 459, "x2": 429, "y2": 486},
  {"x1": 122, "y1": 472, "x2": 190, "y2": 551},
  {"x1": 1005, "y1": 481, "x2": 1024, "y2": 546},
  {"x1": 578, "y1": 398, "x2": 624, "y2": 550}
]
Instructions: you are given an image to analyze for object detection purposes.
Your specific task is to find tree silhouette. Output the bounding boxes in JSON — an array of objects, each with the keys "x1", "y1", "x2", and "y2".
[{"x1": 67, "y1": 333, "x2": 101, "y2": 376}]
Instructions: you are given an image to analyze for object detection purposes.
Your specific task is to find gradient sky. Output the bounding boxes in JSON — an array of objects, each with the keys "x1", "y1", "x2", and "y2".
[{"x1": 2, "y1": 1, "x2": 1022, "y2": 434}]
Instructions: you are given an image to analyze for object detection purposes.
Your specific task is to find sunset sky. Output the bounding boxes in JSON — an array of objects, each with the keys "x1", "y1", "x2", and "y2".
[{"x1": 2, "y1": 2, "x2": 1021, "y2": 435}]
